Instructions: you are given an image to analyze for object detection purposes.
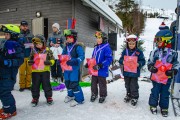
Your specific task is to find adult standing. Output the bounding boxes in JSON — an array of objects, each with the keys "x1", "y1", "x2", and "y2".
[{"x1": 18, "y1": 21, "x2": 34, "y2": 92}]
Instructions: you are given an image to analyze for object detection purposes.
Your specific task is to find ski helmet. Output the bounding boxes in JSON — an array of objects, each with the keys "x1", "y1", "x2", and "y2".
[
  {"x1": 32, "y1": 34, "x2": 46, "y2": 45},
  {"x1": 126, "y1": 34, "x2": 138, "y2": 42},
  {"x1": 0, "y1": 24, "x2": 20, "y2": 40},
  {"x1": 64, "y1": 29, "x2": 77, "y2": 40},
  {"x1": 155, "y1": 29, "x2": 173, "y2": 48},
  {"x1": 94, "y1": 31, "x2": 108, "y2": 43}
]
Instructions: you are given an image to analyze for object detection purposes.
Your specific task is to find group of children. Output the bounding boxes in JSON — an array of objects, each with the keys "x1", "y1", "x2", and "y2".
[{"x1": 0, "y1": 21, "x2": 179, "y2": 119}]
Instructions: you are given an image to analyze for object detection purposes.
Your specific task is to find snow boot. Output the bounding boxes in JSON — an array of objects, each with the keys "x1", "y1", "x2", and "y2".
[
  {"x1": 70, "y1": 100, "x2": 79, "y2": 107},
  {"x1": 90, "y1": 94, "x2": 97, "y2": 102},
  {"x1": 161, "y1": 109, "x2": 168, "y2": 117},
  {"x1": 0, "y1": 108, "x2": 3, "y2": 114},
  {"x1": 150, "y1": 106, "x2": 157, "y2": 115},
  {"x1": 64, "y1": 96, "x2": 75, "y2": 103},
  {"x1": 47, "y1": 97, "x2": 54, "y2": 105},
  {"x1": 99, "y1": 97, "x2": 106, "y2": 103},
  {"x1": 131, "y1": 99, "x2": 138, "y2": 106},
  {"x1": 0, "y1": 111, "x2": 17, "y2": 119},
  {"x1": 31, "y1": 98, "x2": 39, "y2": 107},
  {"x1": 124, "y1": 93, "x2": 131, "y2": 103}
]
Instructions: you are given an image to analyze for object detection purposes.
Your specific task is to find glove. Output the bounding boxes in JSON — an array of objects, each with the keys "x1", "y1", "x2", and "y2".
[
  {"x1": 93, "y1": 64, "x2": 103, "y2": 70},
  {"x1": 28, "y1": 60, "x2": 35, "y2": 65},
  {"x1": 84, "y1": 63, "x2": 88, "y2": 68},
  {"x1": 4, "y1": 59, "x2": 12, "y2": 67},
  {"x1": 66, "y1": 59, "x2": 78, "y2": 66},
  {"x1": 165, "y1": 69, "x2": 178, "y2": 76},
  {"x1": 148, "y1": 64, "x2": 158, "y2": 73},
  {"x1": 44, "y1": 60, "x2": 52, "y2": 66}
]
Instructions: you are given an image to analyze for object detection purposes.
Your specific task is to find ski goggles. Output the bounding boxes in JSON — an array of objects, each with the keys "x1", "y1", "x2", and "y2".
[
  {"x1": 126, "y1": 38, "x2": 136, "y2": 43},
  {"x1": 66, "y1": 35, "x2": 74, "y2": 39},
  {"x1": 154, "y1": 37, "x2": 172, "y2": 44},
  {"x1": 94, "y1": 31, "x2": 103, "y2": 39}
]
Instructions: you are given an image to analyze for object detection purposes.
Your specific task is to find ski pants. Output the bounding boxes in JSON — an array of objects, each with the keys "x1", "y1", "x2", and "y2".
[
  {"x1": 0, "y1": 78, "x2": 16, "y2": 114},
  {"x1": 31, "y1": 71, "x2": 52, "y2": 99},
  {"x1": 64, "y1": 70, "x2": 84, "y2": 103},
  {"x1": 124, "y1": 76, "x2": 139, "y2": 99},
  {"x1": 91, "y1": 76, "x2": 107, "y2": 97},
  {"x1": 149, "y1": 79, "x2": 171, "y2": 109}
]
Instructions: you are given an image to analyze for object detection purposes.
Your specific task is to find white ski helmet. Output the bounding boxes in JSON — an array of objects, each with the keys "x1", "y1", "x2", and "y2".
[{"x1": 126, "y1": 34, "x2": 138, "y2": 41}]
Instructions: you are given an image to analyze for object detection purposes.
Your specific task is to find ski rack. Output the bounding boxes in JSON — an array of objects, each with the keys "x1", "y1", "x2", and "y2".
[
  {"x1": 171, "y1": 96, "x2": 180, "y2": 116},
  {"x1": 170, "y1": 73, "x2": 180, "y2": 116}
]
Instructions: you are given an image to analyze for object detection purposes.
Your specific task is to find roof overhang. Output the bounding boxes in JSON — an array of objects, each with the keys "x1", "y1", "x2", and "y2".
[{"x1": 81, "y1": 0, "x2": 123, "y2": 29}]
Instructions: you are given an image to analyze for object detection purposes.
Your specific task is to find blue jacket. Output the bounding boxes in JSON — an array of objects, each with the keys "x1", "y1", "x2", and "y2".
[
  {"x1": 92, "y1": 43, "x2": 112, "y2": 77},
  {"x1": 0, "y1": 39, "x2": 24, "y2": 80},
  {"x1": 119, "y1": 48, "x2": 146, "y2": 78},
  {"x1": 62, "y1": 42, "x2": 85, "y2": 71},
  {"x1": 148, "y1": 48, "x2": 179, "y2": 71},
  {"x1": 18, "y1": 30, "x2": 34, "y2": 58}
]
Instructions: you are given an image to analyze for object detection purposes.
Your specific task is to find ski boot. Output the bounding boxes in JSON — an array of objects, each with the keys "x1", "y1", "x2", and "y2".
[
  {"x1": 99, "y1": 97, "x2": 106, "y2": 103},
  {"x1": 47, "y1": 97, "x2": 54, "y2": 105},
  {"x1": 161, "y1": 109, "x2": 168, "y2": 117},
  {"x1": 31, "y1": 98, "x2": 39, "y2": 107},
  {"x1": 0, "y1": 108, "x2": 3, "y2": 114},
  {"x1": 131, "y1": 99, "x2": 138, "y2": 106},
  {"x1": 90, "y1": 94, "x2": 97, "y2": 102},
  {"x1": 124, "y1": 93, "x2": 131, "y2": 103},
  {"x1": 150, "y1": 106, "x2": 157, "y2": 115},
  {"x1": 0, "y1": 111, "x2": 17, "y2": 119},
  {"x1": 64, "y1": 96, "x2": 75, "y2": 103}
]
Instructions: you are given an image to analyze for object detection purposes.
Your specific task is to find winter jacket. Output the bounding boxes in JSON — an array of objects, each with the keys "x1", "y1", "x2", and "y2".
[
  {"x1": 18, "y1": 30, "x2": 34, "y2": 57},
  {"x1": 29, "y1": 47, "x2": 55, "y2": 72},
  {"x1": 119, "y1": 48, "x2": 146, "y2": 78},
  {"x1": 47, "y1": 31, "x2": 65, "y2": 48},
  {"x1": 92, "y1": 43, "x2": 113, "y2": 77},
  {"x1": 62, "y1": 42, "x2": 85, "y2": 71},
  {"x1": 148, "y1": 48, "x2": 179, "y2": 73},
  {"x1": 0, "y1": 39, "x2": 24, "y2": 80}
]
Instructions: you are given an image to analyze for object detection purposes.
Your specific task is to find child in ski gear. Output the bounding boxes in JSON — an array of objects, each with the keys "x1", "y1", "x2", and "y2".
[
  {"x1": 85, "y1": 31, "x2": 112, "y2": 103},
  {"x1": 48, "y1": 23, "x2": 65, "y2": 83},
  {"x1": 18, "y1": 21, "x2": 34, "y2": 92},
  {"x1": 62, "y1": 29, "x2": 85, "y2": 107},
  {"x1": 148, "y1": 29, "x2": 179, "y2": 117},
  {"x1": 28, "y1": 34, "x2": 55, "y2": 106},
  {"x1": 0, "y1": 24, "x2": 24, "y2": 119},
  {"x1": 119, "y1": 34, "x2": 145, "y2": 106}
]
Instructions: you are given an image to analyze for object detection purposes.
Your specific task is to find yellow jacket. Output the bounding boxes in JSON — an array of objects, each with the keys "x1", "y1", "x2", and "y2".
[{"x1": 29, "y1": 47, "x2": 55, "y2": 72}]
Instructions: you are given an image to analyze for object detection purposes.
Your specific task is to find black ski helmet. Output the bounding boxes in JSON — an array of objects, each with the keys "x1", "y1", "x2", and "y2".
[{"x1": 64, "y1": 29, "x2": 78, "y2": 41}]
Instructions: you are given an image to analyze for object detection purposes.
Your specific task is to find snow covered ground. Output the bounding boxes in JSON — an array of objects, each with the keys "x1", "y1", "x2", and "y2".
[
  {"x1": 9, "y1": 80, "x2": 179, "y2": 120},
  {"x1": 1, "y1": 18, "x2": 179, "y2": 120}
]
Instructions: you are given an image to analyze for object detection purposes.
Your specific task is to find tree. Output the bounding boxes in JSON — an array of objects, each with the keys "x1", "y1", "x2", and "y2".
[{"x1": 116, "y1": 0, "x2": 145, "y2": 36}]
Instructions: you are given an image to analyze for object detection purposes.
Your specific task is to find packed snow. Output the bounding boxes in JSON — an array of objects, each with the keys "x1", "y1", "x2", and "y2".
[{"x1": 1, "y1": 18, "x2": 179, "y2": 120}]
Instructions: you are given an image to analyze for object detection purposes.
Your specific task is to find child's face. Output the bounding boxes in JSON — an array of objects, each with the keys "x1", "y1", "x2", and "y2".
[
  {"x1": 35, "y1": 43, "x2": 43, "y2": 48},
  {"x1": 4, "y1": 33, "x2": 11, "y2": 40},
  {"x1": 67, "y1": 36, "x2": 74, "y2": 43},
  {"x1": 52, "y1": 27, "x2": 58, "y2": 33},
  {"x1": 128, "y1": 41, "x2": 136, "y2": 49},
  {"x1": 96, "y1": 37, "x2": 103, "y2": 44},
  {"x1": 157, "y1": 41, "x2": 163, "y2": 47}
]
